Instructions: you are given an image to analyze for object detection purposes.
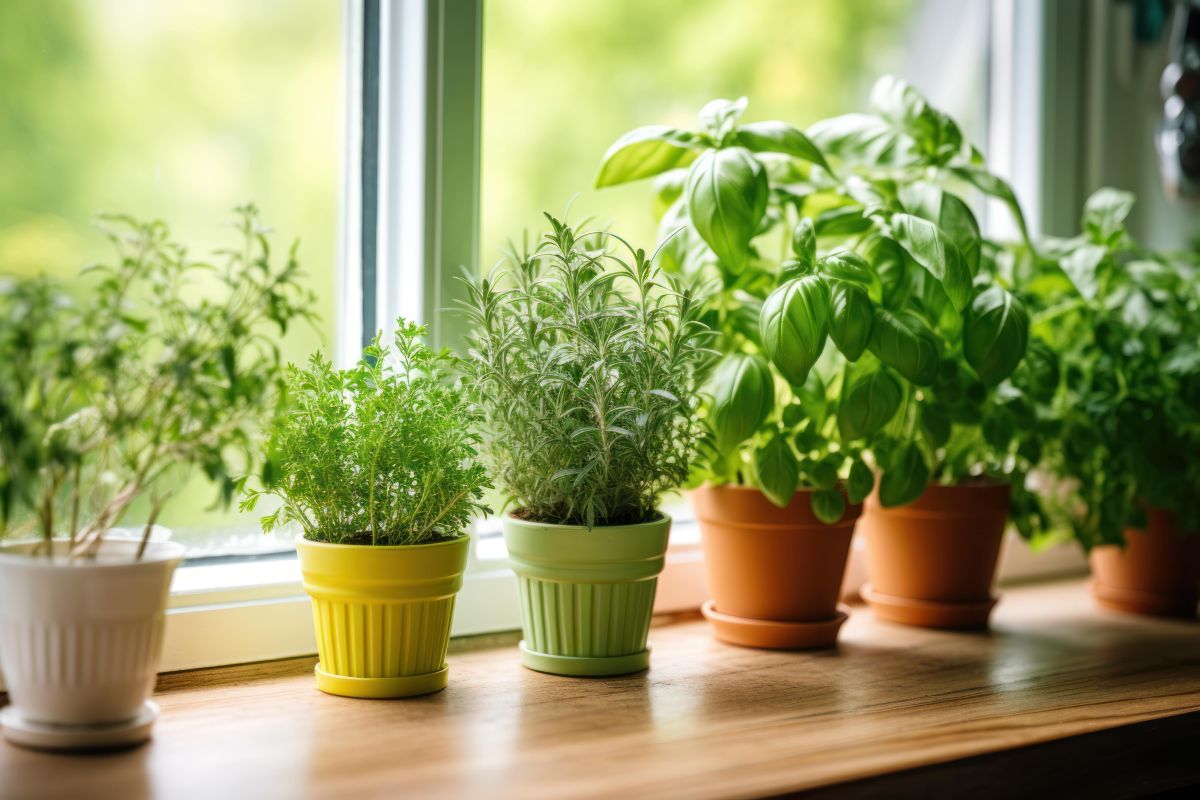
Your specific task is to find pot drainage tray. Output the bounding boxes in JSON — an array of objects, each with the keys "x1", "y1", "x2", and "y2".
[
  {"x1": 701, "y1": 600, "x2": 850, "y2": 650},
  {"x1": 1, "y1": 700, "x2": 158, "y2": 752},
  {"x1": 861, "y1": 583, "x2": 998, "y2": 629}
]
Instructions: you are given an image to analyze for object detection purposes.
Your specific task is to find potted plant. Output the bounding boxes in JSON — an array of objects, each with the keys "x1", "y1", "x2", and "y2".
[
  {"x1": 460, "y1": 215, "x2": 708, "y2": 676},
  {"x1": 1018, "y1": 188, "x2": 1200, "y2": 617},
  {"x1": 0, "y1": 207, "x2": 310, "y2": 750},
  {"x1": 241, "y1": 321, "x2": 491, "y2": 697},
  {"x1": 596, "y1": 77, "x2": 1036, "y2": 636}
]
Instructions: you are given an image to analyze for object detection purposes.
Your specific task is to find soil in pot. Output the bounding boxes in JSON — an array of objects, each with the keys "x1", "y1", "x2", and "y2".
[
  {"x1": 860, "y1": 481, "x2": 1009, "y2": 629},
  {"x1": 0, "y1": 537, "x2": 184, "y2": 751},
  {"x1": 692, "y1": 484, "x2": 857, "y2": 649},
  {"x1": 296, "y1": 534, "x2": 470, "y2": 698},
  {"x1": 502, "y1": 513, "x2": 670, "y2": 677},
  {"x1": 1090, "y1": 508, "x2": 1200, "y2": 618}
]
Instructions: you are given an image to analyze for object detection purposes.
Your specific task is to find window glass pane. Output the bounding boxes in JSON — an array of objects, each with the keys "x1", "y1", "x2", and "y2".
[
  {"x1": 480, "y1": 0, "x2": 989, "y2": 263},
  {"x1": 0, "y1": 0, "x2": 343, "y2": 556}
]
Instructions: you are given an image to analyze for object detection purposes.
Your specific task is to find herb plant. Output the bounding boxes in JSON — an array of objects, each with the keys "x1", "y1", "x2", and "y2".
[
  {"x1": 597, "y1": 77, "x2": 1035, "y2": 522},
  {"x1": 1014, "y1": 188, "x2": 1200, "y2": 547},
  {"x1": 0, "y1": 206, "x2": 313, "y2": 558},
  {"x1": 460, "y1": 215, "x2": 709, "y2": 528},
  {"x1": 241, "y1": 321, "x2": 491, "y2": 547}
]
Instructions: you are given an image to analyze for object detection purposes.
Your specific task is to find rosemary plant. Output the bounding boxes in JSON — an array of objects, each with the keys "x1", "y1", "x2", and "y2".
[
  {"x1": 241, "y1": 321, "x2": 492, "y2": 546},
  {"x1": 460, "y1": 215, "x2": 709, "y2": 528},
  {"x1": 0, "y1": 206, "x2": 313, "y2": 558}
]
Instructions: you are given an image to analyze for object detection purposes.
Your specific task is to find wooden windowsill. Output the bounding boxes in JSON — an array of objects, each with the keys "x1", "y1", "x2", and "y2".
[{"x1": 3, "y1": 577, "x2": 1199, "y2": 799}]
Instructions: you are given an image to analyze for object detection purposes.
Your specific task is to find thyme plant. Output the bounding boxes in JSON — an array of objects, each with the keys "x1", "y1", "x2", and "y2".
[
  {"x1": 460, "y1": 215, "x2": 709, "y2": 528},
  {"x1": 0, "y1": 206, "x2": 313, "y2": 558},
  {"x1": 241, "y1": 321, "x2": 491, "y2": 546}
]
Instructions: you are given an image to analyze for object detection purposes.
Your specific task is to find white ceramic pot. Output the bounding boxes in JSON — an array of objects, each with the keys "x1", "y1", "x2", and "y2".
[{"x1": 0, "y1": 538, "x2": 184, "y2": 728}]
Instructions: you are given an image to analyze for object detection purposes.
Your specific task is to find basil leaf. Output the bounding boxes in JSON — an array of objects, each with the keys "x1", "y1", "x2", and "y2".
[
  {"x1": 847, "y1": 457, "x2": 875, "y2": 504},
  {"x1": 878, "y1": 442, "x2": 929, "y2": 507},
  {"x1": 964, "y1": 286, "x2": 1029, "y2": 385},
  {"x1": 760, "y1": 275, "x2": 830, "y2": 386},
  {"x1": 828, "y1": 282, "x2": 874, "y2": 361},
  {"x1": 1016, "y1": 339, "x2": 1060, "y2": 402},
  {"x1": 595, "y1": 126, "x2": 703, "y2": 188},
  {"x1": 920, "y1": 401, "x2": 951, "y2": 448},
  {"x1": 735, "y1": 121, "x2": 830, "y2": 172},
  {"x1": 806, "y1": 113, "x2": 914, "y2": 166},
  {"x1": 866, "y1": 235, "x2": 915, "y2": 309},
  {"x1": 897, "y1": 182, "x2": 981, "y2": 275},
  {"x1": 755, "y1": 433, "x2": 799, "y2": 508},
  {"x1": 869, "y1": 75, "x2": 963, "y2": 163},
  {"x1": 814, "y1": 205, "x2": 872, "y2": 236},
  {"x1": 1060, "y1": 243, "x2": 1107, "y2": 300},
  {"x1": 791, "y1": 218, "x2": 817, "y2": 266},
  {"x1": 706, "y1": 353, "x2": 775, "y2": 454},
  {"x1": 811, "y1": 489, "x2": 846, "y2": 524},
  {"x1": 794, "y1": 370, "x2": 829, "y2": 429},
  {"x1": 837, "y1": 367, "x2": 901, "y2": 440},
  {"x1": 1082, "y1": 187, "x2": 1134, "y2": 245},
  {"x1": 867, "y1": 308, "x2": 940, "y2": 386},
  {"x1": 948, "y1": 166, "x2": 1032, "y2": 246},
  {"x1": 889, "y1": 213, "x2": 972, "y2": 311},
  {"x1": 684, "y1": 147, "x2": 768, "y2": 271},
  {"x1": 698, "y1": 96, "x2": 748, "y2": 142},
  {"x1": 820, "y1": 249, "x2": 873, "y2": 285}
]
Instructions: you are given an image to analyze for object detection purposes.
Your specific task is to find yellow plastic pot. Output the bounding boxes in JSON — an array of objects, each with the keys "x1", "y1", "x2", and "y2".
[
  {"x1": 296, "y1": 534, "x2": 469, "y2": 698},
  {"x1": 502, "y1": 513, "x2": 670, "y2": 677}
]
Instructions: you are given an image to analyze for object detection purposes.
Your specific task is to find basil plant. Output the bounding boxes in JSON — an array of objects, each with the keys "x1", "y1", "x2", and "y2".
[
  {"x1": 597, "y1": 77, "x2": 1037, "y2": 525},
  {"x1": 1011, "y1": 189, "x2": 1200, "y2": 548}
]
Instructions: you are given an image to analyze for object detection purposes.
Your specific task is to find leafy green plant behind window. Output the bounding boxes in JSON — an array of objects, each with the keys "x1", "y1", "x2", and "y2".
[
  {"x1": 1015, "y1": 189, "x2": 1200, "y2": 547},
  {"x1": 241, "y1": 322, "x2": 492, "y2": 547},
  {"x1": 460, "y1": 215, "x2": 709, "y2": 528},
  {"x1": 0, "y1": 206, "x2": 314, "y2": 557},
  {"x1": 596, "y1": 77, "x2": 1038, "y2": 523}
]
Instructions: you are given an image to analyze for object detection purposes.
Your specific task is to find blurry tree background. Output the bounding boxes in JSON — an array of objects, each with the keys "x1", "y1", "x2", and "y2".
[
  {"x1": 0, "y1": 0, "x2": 340, "y2": 552},
  {"x1": 0, "y1": 0, "x2": 985, "y2": 553}
]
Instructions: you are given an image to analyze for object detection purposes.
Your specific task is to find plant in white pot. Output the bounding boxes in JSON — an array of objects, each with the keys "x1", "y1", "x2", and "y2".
[
  {"x1": 0, "y1": 207, "x2": 311, "y2": 750},
  {"x1": 460, "y1": 215, "x2": 709, "y2": 677},
  {"x1": 241, "y1": 321, "x2": 491, "y2": 698}
]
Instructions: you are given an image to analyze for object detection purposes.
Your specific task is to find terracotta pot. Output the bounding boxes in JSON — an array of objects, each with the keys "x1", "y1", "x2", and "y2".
[
  {"x1": 1090, "y1": 508, "x2": 1200, "y2": 618},
  {"x1": 692, "y1": 484, "x2": 858, "y2": 649},
  {"x1": 861, "y1": 482, "x2": 1009, "y2": 629}
]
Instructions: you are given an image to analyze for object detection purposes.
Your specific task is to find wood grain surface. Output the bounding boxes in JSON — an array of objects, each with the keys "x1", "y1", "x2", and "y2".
[{"x1": 2, "y1": 578, "x2": 1198, "y2": 800}]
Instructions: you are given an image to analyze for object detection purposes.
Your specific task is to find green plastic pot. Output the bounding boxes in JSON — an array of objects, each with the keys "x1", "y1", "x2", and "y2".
[{"x1": 502, "y1": 512, "x2": 670, "y2": 677}]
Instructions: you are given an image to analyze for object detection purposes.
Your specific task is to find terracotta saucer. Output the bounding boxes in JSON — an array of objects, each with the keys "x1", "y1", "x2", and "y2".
[
  {"x1": 1091, "y1": 580, "x2": 1199, "y2": 619},
  {"x1": 1, "y1": 700, "x2": 158, "y2": 752},
  {"x1": 701, "y1": 600, "x2": 850, "y2": 650},
  {"x1": 861, "y1": 583, "x2": 998, "y2": 629}
]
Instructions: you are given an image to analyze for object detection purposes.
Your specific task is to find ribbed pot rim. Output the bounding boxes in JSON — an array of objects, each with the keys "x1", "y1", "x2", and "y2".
[
  {"x1": 0, "y1": 537, "x2": 185, "y2": 569},
  {"x1": 501, "y1": 510, "x2": 669, "y2": 532},
  {"x1": 294, "y1": 532, "x2": 470, "y2": 551}
]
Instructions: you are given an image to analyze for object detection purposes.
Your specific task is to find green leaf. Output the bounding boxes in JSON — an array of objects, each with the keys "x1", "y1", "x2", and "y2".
[
  {"x1": 706, "y1": 353, "x2": 775, "y2": 453},
  {"x1": 1060, "y1": 244, "x2": 1107, "y2": 300},
  {"x1": 879, "y1": 442, "x2": 929, "y2": 507},
  {"x1": 897, "y1": 183, "x2": 981, "y2": 275},
  {"x1": 595, "y1": 126, "x2": 703, "y2": 188},
  {"x1": 948, "y1": 166, "x2": 1031, "y2": 246},
  {"x1": 759, "y1": 275, "x2": 830, "y2": 386},
  {"x1": 889, "y1": 213, "x2": 972, "y2": 311},
  {"x1": 847, "y1": 458, "x2": 874, "y2": 504},
  {"x1": 684, "y1": 147, "x2": 768, "y2": 270},
  {"x1": 982, "y1": 409, "x2": 1014, "y2": 451},
  {"x1": 811, "y1": 489, "x2": 846, "y2": 524},
  {"x1": 698, "y1": 97, "x2": 748, "y2": 141},
  {"x1": 867, "y1": 308, "x2": 940, "y2": 386},
  {"x1": 964, "y1": 287, "x2": 1029, "y2": 385},
  {"x1": 828, "y1": 281, "x2": 874, "y2": 361},
  {"x1": 1016, "y1": 339, "x2": 1060, "y2": 402},
  {"x1": 814, "y1": 205, "x2": 872, "y2": 236},
  {"x1": 755, "y1": 433, "x2": 799, "y2": 508},
  {"x1": 791, "y1": 218, "x2": 817, "y2": 266},
  {"x1": 806, "y1": 113, "x2": 913, "y2": 166},
  {"x1": 869, "y1": 75, "x2": 963, "y2": 162},
  {"x1": 794, "y1": 370, "x2": 829, "y2": 429},
  {"x1": 735, "y1": 121, "x2": 830, "y2": 172},
  {"x1": 920, "y1": 401, "x2": 951, "y2": 448},
  {"x1": 1082, "y1": 188, "x2": 1135, "y2": 244},
  {"x1": 866, "y1": 236, "x2": 915, "y2": 309},
  {"x1": 838, "y1": 367, "x2": 901, "y2": 441}
]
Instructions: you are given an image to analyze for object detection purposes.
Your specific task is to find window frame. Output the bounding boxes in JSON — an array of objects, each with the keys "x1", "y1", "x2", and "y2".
[{"x1": 145, "y1": 0, "x2": 1088, "y2": 676}]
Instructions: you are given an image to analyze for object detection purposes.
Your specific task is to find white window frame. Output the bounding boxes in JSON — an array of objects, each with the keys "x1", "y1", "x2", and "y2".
[{"x1": 150, "y1": 0, "x2": 1092, "y2": 675}]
